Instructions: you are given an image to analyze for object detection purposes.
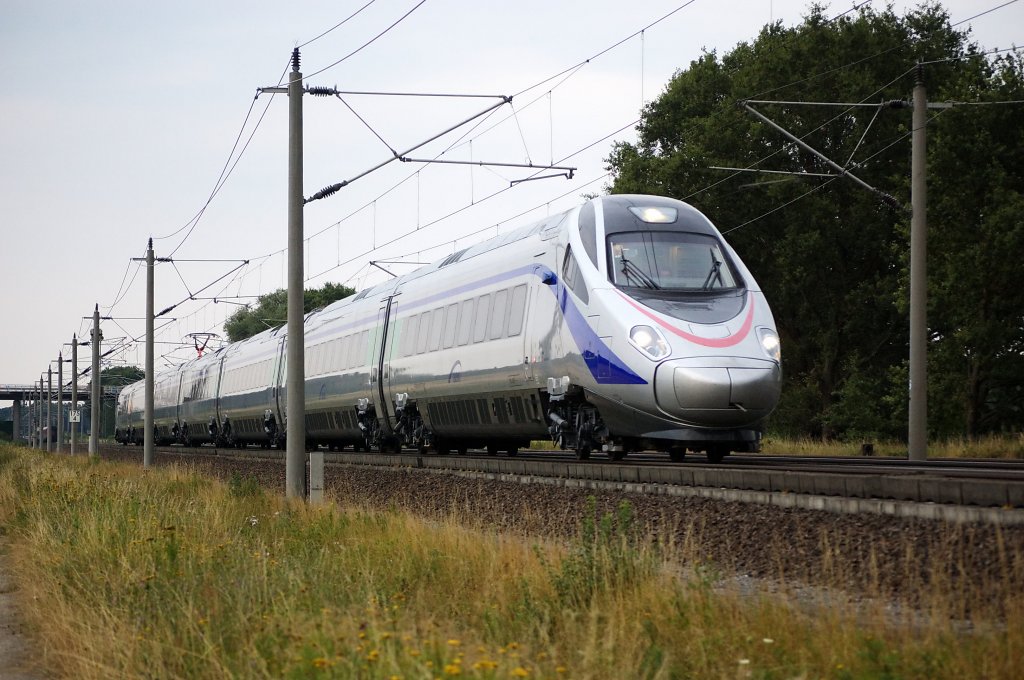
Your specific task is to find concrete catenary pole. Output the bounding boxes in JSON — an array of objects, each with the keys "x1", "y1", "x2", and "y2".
[
  {"x1": 908, "y1": 65, "x2": 928, "y2": 461},
  {"x1": 57, "y1": 352, "x2": 64, "y2": 453},
  {"x1": 12, "y1": 395, "x2": 20, "y2": 445},
  {"x1": 144, "y1": 238, "x2": 155, "y2": 469},
  {"x1": 36, "y1": 378, "x2": 43, "y2": 449},
  {"x1": 46, "y1": 367, "x2": 52, "y2": 452},
  {"x1": 90, "y1": 304, "x2": 101, "y2": 457},
  {"x1": 285, "y1": 48, "x2": 307, "y2": 499},
  {"x1": 71, "y1": 334, "x2": 78, "y2": 455}
]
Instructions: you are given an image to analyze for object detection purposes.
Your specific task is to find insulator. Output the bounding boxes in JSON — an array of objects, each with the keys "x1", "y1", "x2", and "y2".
[
  {"x1": 291, "y1": 48, "x2": 301, "y2": 72},
  {"x1": 307, "y1": 86, "x2": 338, "y2": 97},
  {"x1": 305, "y1": 182, "x2": 346, "y2": 204}
]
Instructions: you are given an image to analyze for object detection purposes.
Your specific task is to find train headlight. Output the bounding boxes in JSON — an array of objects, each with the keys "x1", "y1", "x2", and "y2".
[
  {"x1": 629, "y1": 325, "x2": 670, "y2": 360},
  {"x1": 757, "y1": 327, "x2": 781, "y2": 363}
]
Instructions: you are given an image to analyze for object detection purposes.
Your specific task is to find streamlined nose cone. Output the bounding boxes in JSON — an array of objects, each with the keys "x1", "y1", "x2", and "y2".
[{"x1": 654, "y1": 357, "x2": 781, "y2": 426}]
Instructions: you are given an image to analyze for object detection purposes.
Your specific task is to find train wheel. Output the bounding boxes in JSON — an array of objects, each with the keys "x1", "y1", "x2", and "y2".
[
  {"x1": 575, "y1": 443, "x2": 591, "y2": 460},
  {"x1": 706, "y1": 446, "x2": 728, "y2": 464},
  {"x1": 609, "y1": 449, "x2": 627, "y2": 461},
  {"x1": 506, "y1": 446, "x2": 518, "y2": 457},
  {"x1": 457, "y1": 446, "x2": 468, "y2": 455},
  {"x1": 669, "y1": 447, "x2": 686, "y2": 462},
  {"x1": 486, "y1": 444, "x2": 498, "y2": 456}
]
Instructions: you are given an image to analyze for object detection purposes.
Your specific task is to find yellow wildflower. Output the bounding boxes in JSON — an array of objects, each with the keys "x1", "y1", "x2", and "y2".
[
  {"x1": 512, "y1": 668, "x2": 530, "y2": 677},
  {"x1": 444, "y1": 663, "x2": 462, "y2": 675}
]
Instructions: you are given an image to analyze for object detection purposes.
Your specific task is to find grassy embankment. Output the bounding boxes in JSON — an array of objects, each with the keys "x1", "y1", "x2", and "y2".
[
  {"x1": 525, "y1": 433, "x2": 1024, "y2": 458},
  {"x1": 0, "y1": 443, "x2": 1021, "y2": 679},
  {"x1": 761, "y1": 433, "x2": 1024, "y2": 459}
]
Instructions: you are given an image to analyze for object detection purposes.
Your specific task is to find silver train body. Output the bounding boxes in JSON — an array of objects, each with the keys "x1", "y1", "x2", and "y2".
[{"x1": 116, "y1": 194, "x2": 782, "y2": 462}]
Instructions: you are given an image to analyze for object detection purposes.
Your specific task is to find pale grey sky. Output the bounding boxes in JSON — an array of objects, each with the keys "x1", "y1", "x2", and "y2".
[{"x1": 2, "y1": 0, "x2": 1021, "y2": 397}]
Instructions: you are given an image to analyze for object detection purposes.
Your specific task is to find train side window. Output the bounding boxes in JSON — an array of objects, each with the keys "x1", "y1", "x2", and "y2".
[
  {"x1": 473, "y1": 294, "x2": 492, "y2": 343},
  {"x1": 508, "y1": 284, "x2": 527, "y2": 337},
  {"x1": 416, "y1": 313, "x2": 431, "y2": 354},
  {"x1": 489, "y1": 288, "x2": 509, "y2": 340},
  {"x1": 348, "y1": 334, "x2": 359, "y2": 368},
  {"x1": 401, "y1": 315, "x2": 417, "y2": 357},
  {"x1": 579, "y1": 201, "x2": 598, "y2": 266},
  {"x1": 329, "y1": 337, "x2": 342, "y2": 368},
  {"x1": 334, "y1": 336, "x2": 347, "y2": 369},
  {"x1": 428, "y1": 307, "x2": 445, "y2": 351},
  {"x1": 456, "y1": 298, "x2": 474, "y2": 346},
  {"x1": 442, "y1": 303, "x2": 459, "y2": 349},
  {"x1": 324, "y1": 340, "x2": 337, "y2": 373},
  {"x1": 358, "y1": 330, "x2": 369, "y2": 366},
  {"x1": 562, "y1": 247, "x2": 590, "y2": 304},
  {"x1": 319, "y1": 345, "x2": 328, "y2": 375}
]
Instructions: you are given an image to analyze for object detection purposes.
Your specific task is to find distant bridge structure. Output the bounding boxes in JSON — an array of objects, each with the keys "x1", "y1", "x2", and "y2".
[{"x1": 0, "y1": 383, "x2": 122, "y2": 402}]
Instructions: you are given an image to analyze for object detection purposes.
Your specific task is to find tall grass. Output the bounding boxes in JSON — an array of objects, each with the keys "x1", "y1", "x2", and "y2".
[
  {"x1": 528, "y1": 433, "x2": 1024, "y2": 458},
  {"x1": 762, "y1": 433, "x2": 1024, "y2": 458},
  {"x1": 0, "y1": 444, "x2": 1020, "y2": 678}
]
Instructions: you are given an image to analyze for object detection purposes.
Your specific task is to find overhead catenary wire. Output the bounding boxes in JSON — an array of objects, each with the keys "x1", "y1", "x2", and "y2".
[
  {"x1": 721, "y1": 105, "x2": 953, "y2": 235},
  {"x1": 300, "y1": 119, "x2": 638, "y2": 283},
  {"x1": 297, "y1": 0, "x2": 378, "y2": 49},
  {"x1": 278, "y1": 1, "x2": 702, "y2": 268},
  {"x1": 303, "y1": 0, "x2": 429, "y2": 81}
]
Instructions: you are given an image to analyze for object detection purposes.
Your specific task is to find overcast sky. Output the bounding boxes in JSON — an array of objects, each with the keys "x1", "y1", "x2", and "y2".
[{"x1": 2, "y1": 0, "x2": 1021, "y2": 400}]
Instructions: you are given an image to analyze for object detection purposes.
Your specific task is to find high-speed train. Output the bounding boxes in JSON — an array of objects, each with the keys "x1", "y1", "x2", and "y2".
[{"x1": 116, "y1": 194, "x2": 781, "y2": 462}]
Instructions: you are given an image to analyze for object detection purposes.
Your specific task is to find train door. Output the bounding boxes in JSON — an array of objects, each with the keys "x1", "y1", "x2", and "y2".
[
  {"x1": 212, "y1": 355, "x2": 226, "y2": 430},
  {"x1": 272, "y1": 337, "x2": 286, "y2": 428},
  {"x1": 369, "y1": 296, "x2": 396, "y2": 435},
  {"x1": 175, "y1": 372, "x2": 185, "y2": 433}
]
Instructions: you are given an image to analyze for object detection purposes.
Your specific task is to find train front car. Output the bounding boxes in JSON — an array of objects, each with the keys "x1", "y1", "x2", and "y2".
[{"x1": 548, "y1": 194, "x2": 781, "y2": 462}]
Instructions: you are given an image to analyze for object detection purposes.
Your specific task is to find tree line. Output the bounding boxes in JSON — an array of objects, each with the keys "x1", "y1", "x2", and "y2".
[{"x1": 606, "y1": 3, "x2": 1024, "y2": 440}]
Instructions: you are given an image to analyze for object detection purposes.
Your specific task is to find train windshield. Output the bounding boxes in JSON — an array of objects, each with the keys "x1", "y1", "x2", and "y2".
[{"x1": 608, "y1": 231, "x2": 739, "y2": 292}]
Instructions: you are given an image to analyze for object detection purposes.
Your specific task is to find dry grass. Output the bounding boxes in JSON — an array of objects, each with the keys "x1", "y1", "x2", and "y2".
[
  {"x1": 528, "y1": 433, "x2": 1024, "y2": 458},
  {"x1": 762, "y1": 433, "x2": 1024, "y2": 459},
  {"x1": 0, "y1": 444, "x2": 1020, "y2": 679}
]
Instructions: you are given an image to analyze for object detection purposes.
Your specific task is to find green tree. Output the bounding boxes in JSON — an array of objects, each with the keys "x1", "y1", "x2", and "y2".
[
  {"x1": 924, "y1": 53, "x2": 1024, "y2": 436},
  {"x1": 223, "y1": 282, "x2": 356, "y2": 342},
  {"x1": 607, "y1": 4, "x2": 1024, "y2": 440},
  {"x1": 101, "y1": 365, "x2": 145, "y2": 385}
]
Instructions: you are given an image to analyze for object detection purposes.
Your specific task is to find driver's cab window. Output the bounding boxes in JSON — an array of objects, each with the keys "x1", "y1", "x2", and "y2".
[{"x1": 562, "y1": 247, "x2": 589, "y2": 304}]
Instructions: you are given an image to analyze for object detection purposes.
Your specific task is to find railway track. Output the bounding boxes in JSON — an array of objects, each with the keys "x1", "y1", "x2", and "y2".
[{"x1": 100, "y1": 443, "x2": 1024, "y2": 524}]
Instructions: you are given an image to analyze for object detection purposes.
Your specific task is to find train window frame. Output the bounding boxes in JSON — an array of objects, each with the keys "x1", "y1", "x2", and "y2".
[
  {"x1": 428, "y1": 307, "x2": 445, "y2": 352},
  {"x1": 400, "y1": 316, "x2": 417, "y2": 357},
  {"x1": 358, "y1": 330, "x2": 369, "y2": 366},
  {"x1": 456, "y1": 298, "x2": 475, "y2": 346},
  {"x1": 508, "y1": 284, "x2": 527, "y2": 337},
  {"x1": 442, "y1": 302, "x2": 459, "y2": 349},
  {"x1": 473, "y1": 293, "x2": 492, "y2": 343},
  {"x1": 335, "y1": 335, "x2": 348, "y2": 369},
  {"x1": 416, "y1": 313, "x2": 432, "y2": 354},
  {"x1": 489, "y1": 288, "x2": 510, "y2": 340},
  {"x1": 562, "y1": 247, "x2": 590, "y2": 304},
  {"x1": 309, "y1": 346, "x2": 320, "y2": 377},
  {"x1": 324, "y1": 340, "x2": 337, "y2": 373},
  {"x1": 578, "y1": 201, "x2": 598, "y2": 266}
]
